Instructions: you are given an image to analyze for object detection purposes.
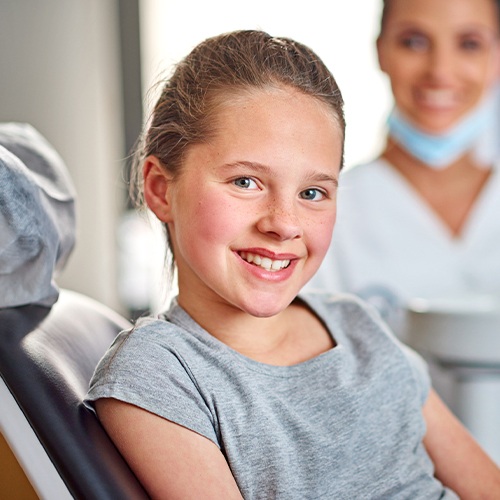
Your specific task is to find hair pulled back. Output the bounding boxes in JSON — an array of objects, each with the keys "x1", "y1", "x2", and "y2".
[{"x1": 131, "y1": 30, "x2": 345, "y2": 206}]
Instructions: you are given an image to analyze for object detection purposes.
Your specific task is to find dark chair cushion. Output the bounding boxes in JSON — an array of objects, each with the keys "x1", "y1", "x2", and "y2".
[{"x1": 0, "y1": 290, "x2": 149, "y2": 499}]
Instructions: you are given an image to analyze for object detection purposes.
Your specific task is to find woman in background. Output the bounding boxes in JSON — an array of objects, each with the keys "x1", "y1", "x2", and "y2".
[
  {"x1": 307, "y1": 0, "x2": 500, "y2": 320},
  {"x1": 305, "y1": 0, "x2": 500, "y2": 465}
]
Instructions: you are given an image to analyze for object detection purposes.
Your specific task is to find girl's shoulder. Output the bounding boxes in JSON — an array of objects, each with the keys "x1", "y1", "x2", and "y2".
[
  {"x1": 300, "y1": 291, "x2": 410, "y2": 357},
  {"x1": 109, "y1": 308, "x2": 218, "y2": 364},
  {"x1": 300, "y1": 290, "x2": 385, "y2": 326},
  {"x1": 301, "y1": 291, "x2": 430, "y2": 402}
]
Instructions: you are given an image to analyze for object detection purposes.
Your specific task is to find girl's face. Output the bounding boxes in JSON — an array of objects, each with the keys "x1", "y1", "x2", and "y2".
[
  {"x1": 377, "y1": 0, "x2": 500, "y2": 133},
  {"x1": 162, "y1": 88, "x2": 342, "y2": 319}
]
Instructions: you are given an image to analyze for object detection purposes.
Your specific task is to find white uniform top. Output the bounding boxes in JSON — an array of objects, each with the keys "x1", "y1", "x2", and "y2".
[{"x1": 306, "y1": 158, "x2": 500, "y2": 306}]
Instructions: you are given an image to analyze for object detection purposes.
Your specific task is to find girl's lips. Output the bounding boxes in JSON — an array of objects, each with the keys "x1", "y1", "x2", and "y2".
[
  {"x1": 237, "y1": 247, "x2": 298, "y2": 260},
  {"x1": 238, "y1": 252, "x2": 299, "y2": 282}
]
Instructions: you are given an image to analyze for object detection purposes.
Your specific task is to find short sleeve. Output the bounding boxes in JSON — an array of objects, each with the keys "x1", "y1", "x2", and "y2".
[
  {"x1": 84, "y1": 324, "x2": 220, "y2": 447},
  {"x1": 400, "y1": 344, "x2": 431, "y2": 407}
]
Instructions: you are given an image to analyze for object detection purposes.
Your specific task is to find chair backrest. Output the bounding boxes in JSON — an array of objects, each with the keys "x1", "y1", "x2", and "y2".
[{"x1": 0, "y1": 289, "x2": 149, "y2": 499}]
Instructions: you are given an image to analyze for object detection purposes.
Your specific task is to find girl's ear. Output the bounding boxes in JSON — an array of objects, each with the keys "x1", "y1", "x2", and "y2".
[{"x1": 143, "y1": 155, "x2": 174, "y2": 223}]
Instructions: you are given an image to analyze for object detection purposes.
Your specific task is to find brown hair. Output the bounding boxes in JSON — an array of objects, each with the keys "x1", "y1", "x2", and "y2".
[
  {"x1": 131, "y1": 30, "x2": 345, "y2": 283},
  {"x1": 131, "y1": 30, "x2": 345, "y2": 207}
]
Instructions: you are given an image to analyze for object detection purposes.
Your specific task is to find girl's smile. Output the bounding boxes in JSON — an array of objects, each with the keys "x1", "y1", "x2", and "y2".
[
  {"x1": 236, "y1": 248, "x2": 297, "y2": 285},
  {"x1": 238, "y1": 250, "x2": 293, "y2": 273},
  {"x1": 153, "y1": 87, "x2": 343, "y2": 322}
]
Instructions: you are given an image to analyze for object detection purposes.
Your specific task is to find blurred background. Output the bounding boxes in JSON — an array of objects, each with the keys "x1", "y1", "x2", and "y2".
[
  {"x1": 0, "y1": 0, "x2": 390, "y2": 317},
  {"x1": 2, "y1": 2, "x2": 500, "y2": 495}
]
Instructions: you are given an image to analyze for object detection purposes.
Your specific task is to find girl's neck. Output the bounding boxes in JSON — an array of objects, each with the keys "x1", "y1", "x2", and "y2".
[
  {"x1": 381, "y1": 138, "x2": 492, "y2": 237},
  {"x1": 178, "y1": 296, "x2": 335, "y2": 366}
]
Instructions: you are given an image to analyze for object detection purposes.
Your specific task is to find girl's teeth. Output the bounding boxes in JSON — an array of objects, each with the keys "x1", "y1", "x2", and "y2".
[
  {"x1": 240, "y1": 252, "x2": 290, "y2": 272},
  {"x1": 271, "y1": 260, "x2": 283, "y2": 270},
  {"x1": 261, "y1": 257, "x2": 272, "y2": 270}
]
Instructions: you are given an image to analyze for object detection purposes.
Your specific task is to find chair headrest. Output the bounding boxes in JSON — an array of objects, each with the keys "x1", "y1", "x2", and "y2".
[{"x1": 0, "y1": 123, "x2": 77, "y2": 308}]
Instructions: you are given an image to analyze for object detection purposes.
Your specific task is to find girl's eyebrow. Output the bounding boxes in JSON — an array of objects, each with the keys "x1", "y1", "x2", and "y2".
[
  {"x1": 220, "y1": 160, "x2": 339, "y2": 186},
  {"x1": 220, "y1": 160, "x2": 272, "y2": 175},
  {"x1": 312, "y1": 172, "x2": 339, "y2": 187}
]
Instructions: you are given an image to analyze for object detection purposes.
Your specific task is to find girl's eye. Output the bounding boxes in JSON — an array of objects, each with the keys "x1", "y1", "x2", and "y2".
[
  {"x1": 300, "y1": 188, "x2": 325, "y2": 201},
  {"x1": 233, "y1": 177, "x2": 258, "y2": 189}
]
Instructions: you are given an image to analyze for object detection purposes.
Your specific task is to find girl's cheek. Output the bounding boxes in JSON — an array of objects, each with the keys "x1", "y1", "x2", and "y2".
[
  {"x1": 193, "y1": 196, "x2": 243, "y2": 240},
  {"x1": 305, "y1": 212, "x2": 336, "y2": 256}
]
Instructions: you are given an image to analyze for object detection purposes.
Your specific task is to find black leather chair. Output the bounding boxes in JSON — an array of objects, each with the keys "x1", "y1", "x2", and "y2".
[{"x1": 0, "y1": 289, "x2": 149, "y2": 499}]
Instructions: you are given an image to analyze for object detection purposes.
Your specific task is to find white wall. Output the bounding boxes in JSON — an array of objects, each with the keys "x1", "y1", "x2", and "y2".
[
  {"x1": 139, "y1": 0, "x2": 392, "y2": 169},
  {"x1": 0, "y1": 0, "x2": 126, "y2": 311}
]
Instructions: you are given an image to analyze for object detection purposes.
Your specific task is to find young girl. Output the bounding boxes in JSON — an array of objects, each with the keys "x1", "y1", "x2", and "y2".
[{"x1": 85, "y1": 30, "x2": 500, "y2": 498}]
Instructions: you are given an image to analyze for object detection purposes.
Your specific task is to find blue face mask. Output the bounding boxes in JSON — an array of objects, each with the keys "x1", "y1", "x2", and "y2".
[{"x1": 387, "y1": 95, "x2": 496, "y2": 169}]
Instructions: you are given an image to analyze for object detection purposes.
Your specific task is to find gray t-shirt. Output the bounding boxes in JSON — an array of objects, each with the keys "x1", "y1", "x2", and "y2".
[{"x1": 85, "y1": 293, "x2": 458, "y2": 499}]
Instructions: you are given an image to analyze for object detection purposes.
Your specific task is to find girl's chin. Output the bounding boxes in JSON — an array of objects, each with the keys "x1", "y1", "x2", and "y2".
[
  {"x1": 240, "y1": 304, "x2": 288, "y2": 319},
  {"x1": 236, "y1": 295, "x2": 297, "y2": 319}
]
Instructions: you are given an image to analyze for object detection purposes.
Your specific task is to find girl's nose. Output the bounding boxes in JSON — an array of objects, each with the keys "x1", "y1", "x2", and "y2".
[{"x1": 256, "y1": 199, "x2": 303, "y2": 241}]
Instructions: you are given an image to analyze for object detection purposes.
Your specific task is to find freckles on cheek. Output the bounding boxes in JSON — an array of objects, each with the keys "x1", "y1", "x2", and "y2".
[{"x1": 313, "y1": 213, "x2": 337, "y2": 255}]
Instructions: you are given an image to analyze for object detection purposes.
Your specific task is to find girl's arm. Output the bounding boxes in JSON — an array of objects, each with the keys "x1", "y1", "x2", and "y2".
[
  {"x1": 423, "y1": 388, "x2": 500, "y2": 499},
  {"x1": 95, "y1": 398, "x2": 243, "y2": 500}
]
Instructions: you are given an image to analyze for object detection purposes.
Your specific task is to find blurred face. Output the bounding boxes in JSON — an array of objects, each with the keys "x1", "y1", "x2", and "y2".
[
  {"x1": 378, "y1": 0, "x2": 500, "y2": 133},
  {"x1": 165, "y1": 88, "x2": 342, "y2": 319}
]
